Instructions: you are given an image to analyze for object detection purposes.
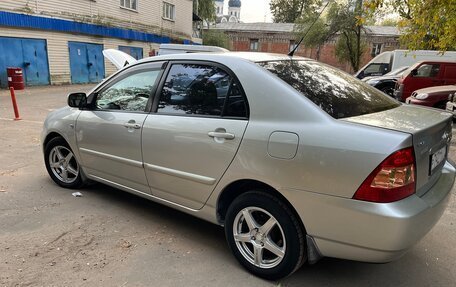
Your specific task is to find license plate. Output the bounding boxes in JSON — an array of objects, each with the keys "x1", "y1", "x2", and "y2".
[{"x1": 430, "y1": 146, "x2": 446, "y2": 174}]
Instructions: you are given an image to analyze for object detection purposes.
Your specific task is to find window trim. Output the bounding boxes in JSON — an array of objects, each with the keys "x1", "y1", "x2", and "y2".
[
  {"x1": 87, "y1": 61, "x2": 167, "y2": 114},
  {"x1": 162, "y1": 2, "x2": 175, "y2": 21},
  {"x1": 120, "y1": 0, "x2": 138, "y2": 12},
  {"x1": 151, "y1": 60, "x2": 250, "y2": 120}
]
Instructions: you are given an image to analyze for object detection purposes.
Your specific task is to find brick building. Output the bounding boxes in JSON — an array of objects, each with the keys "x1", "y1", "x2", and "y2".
[
  {"x1": 209, "y1": 22, "x2": 400, "y2": 73},
  {"x1": 0, "y1": 0, "x2": 199, "y2": 87}
]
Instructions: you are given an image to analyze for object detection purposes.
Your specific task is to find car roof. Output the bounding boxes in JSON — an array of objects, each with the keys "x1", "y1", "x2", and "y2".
[{"x1": 135, "y1": 51, "x2": 309, "y2": 65}]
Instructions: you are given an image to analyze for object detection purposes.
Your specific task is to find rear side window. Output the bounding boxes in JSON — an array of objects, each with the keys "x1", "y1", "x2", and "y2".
[
  {"x1": 158, "y1": 63, "x2": 248, "y2": 118},
  {"x1": 258, "y1": 60, "x2": 399, "y2": 119}
]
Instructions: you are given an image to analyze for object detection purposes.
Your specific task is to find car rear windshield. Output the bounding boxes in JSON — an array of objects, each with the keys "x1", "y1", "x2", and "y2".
[{"x1": 258, "y1": 60, "x2": 400, "y2": 119}]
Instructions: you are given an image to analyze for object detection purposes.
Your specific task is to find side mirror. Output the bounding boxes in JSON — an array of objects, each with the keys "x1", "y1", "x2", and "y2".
[
  {"x1": 68, "y1": 92, "x2": 87, "y2": 108},
  {"x1": 411, "y1": 69, "x2": 418, "y2": 76}
]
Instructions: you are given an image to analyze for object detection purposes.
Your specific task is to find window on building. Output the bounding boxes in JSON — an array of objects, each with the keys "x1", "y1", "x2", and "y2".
[
  {"x1": 371, "y1": 43, "x2": 382, "y2": 57},
  {"x1": 250, "y1": 39, "x2": 259, "y2": 51},
  {"x1": 120, "y1": 0, "x2": 137, "y2": 10},
  {"x1": 163, "y1": 2, "x2": 175, "y2": 20},
  {"x1": 217, "y1": 7, "x2": 220, "y2": 14}
]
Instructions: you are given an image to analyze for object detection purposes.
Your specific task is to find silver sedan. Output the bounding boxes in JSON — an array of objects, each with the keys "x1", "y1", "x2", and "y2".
[{"x1": 42, "y1": 52, "x2": 455, "y2": 280}]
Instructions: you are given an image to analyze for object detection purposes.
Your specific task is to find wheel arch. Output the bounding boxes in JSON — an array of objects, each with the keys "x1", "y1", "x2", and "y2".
[
  {"x1": 43, "y1": 132, "x2": 65, "y2": 150},
  {"x1": 216, "y1": 179, "x2": 305, "y2": 233}
]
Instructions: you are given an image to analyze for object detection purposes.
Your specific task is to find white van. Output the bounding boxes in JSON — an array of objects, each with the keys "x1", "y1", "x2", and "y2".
[
  {"x1": 157, "y1": 44, "x2": 229, "y2": 56},
  {"x1": 355, "y1": 50, "x2": 456, "y2": 79}
]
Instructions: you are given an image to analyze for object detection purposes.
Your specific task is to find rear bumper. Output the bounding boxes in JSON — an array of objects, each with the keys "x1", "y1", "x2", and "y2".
[{"x1": 286, "y1": 161, "x2": 455, "y2": 263}]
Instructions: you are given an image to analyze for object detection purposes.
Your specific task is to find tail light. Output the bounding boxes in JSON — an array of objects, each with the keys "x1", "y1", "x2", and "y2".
[{"x1": 353, "y1": 147, "x2": 416, "y2": 203}]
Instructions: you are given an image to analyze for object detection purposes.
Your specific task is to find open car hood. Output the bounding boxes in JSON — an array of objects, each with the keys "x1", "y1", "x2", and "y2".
[{"x1": 102, "y1": 49, "x2": 137, "y2": 70}]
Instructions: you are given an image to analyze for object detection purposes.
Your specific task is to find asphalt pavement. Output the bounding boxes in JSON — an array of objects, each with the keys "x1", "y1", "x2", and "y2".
[{"x1": 0, "y1": 85, "x2": 455, "y2": 287}]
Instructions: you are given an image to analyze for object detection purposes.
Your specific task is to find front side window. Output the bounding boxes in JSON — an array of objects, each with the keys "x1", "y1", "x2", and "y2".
[
  {"x1": 259, "y1": 60, "x2": 399, "y2": 119},
  {"x1": 120, "y1": 0, "x2": 137, "y2": 10},
  {"x1": 415, "y1": 64, "x2": 440, "y2": 78},
  {"x1": 158, "y1": 64, "x2": 247, "y2": 118},
  {"x1": 96, "y1": 70, "x2": 160, "y2": 112},
  {"x1": 163, "y1": 2, "x2": 175, "y2": 20}
]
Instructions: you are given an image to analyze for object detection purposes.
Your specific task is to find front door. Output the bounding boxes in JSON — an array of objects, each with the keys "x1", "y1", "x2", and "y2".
[
  {"x1": 407, "y1": 63, "x2": 443, "y2": 95},
  {"x1": 75, "y1": 62, "x2": 164, "y2": 193},
  {"x1": 142, "y1": 62, "x2": 249, "y2": 209}
]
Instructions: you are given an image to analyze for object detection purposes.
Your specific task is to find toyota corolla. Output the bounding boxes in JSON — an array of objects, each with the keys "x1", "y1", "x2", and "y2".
[{"x1": 42, "y1": 51, "x2": 455, "y2": 280}]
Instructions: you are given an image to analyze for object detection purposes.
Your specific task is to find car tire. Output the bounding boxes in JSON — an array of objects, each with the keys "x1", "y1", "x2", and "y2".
[
  {"x1": 380, "y1": 85, "x2": 395, "y2": 97},
  {"x1": 44, "y1": 137, "x2": 84, "y2": 189},
  {"x1": 225, "y1": 191, "x2": 306, "y2": 280}
]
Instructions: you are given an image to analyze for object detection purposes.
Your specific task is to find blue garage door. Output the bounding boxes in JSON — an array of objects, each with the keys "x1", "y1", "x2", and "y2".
[
  {"x1": 119, "y1": 46, "x2": 143, "y2": 60},
  {"x1": 0, "y1": 37, "x2": 50, "y2": 88},
  {"x1": 69, "y1": 42, "x2": 105, "y2": 84}
]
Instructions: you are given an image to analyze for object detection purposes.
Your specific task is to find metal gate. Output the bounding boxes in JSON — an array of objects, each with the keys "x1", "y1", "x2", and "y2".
[
  {"x1": 119, "y1": 46, "x2": 143, "y2": 60},
  {"x1": 68, "y1": 42, "x2": 105, "y2": 84},
  {"x1": 0, "y1": 37, "x2": 50, "y2": 88}
]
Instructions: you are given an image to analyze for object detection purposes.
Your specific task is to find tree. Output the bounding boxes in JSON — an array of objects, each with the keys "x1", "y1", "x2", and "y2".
[
  {"x1": 270, "y1": 0, "x2": 319, "y2": 23},
  {"x1": 193, "y1": 0, "x2": 216, "y2": 23},
  {"x1": 203, "y1": 30, "x2": 230, "y2": 49},
  {"x1": 364, "y1": 0, "x2": 456, "y2": 51},
  {"x1": 295, "y1": 1, "x2": 367, "y2": 71},
  {"x1": 380, "y1": 18, "x2": 398, "y2": 26}
]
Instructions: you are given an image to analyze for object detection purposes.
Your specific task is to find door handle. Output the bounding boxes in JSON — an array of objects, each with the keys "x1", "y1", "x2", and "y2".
[
  {"x1": 208, "y1": 131, "x2": 235, "y2": 140},
  {"x1": 124, "y1": 122, "x2": 141, "y2": 129}
]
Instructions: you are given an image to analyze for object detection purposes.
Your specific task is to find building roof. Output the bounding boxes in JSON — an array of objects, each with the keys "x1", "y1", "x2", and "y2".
[
  {"x1": 209, "y1": 22, "x2": 400, "y2": 36},
  {"x1": 211, "y1": 22, "x2": 295, "y2": 33},
  {"x1": 228, "y1": 0, "x2": 241, "y2": 7}
]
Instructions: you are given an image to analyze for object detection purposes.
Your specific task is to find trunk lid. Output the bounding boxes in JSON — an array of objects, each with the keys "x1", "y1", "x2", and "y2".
[{"x1": 343, "y1": 105, "x2": 453, "y2": 197}]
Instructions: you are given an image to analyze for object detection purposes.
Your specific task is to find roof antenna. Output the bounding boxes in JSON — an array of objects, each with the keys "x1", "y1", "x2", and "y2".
[{"x1": 288, "y1": 1, "x2": 330, "y2": 57}]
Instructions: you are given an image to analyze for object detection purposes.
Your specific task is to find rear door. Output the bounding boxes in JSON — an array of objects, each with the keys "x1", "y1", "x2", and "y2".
[
  {"x1": 142, "y1": 62, "x2": 249, "y2": 209},
  {"x1": 75, "y1": 62, "x2": 165, "y2": 193}
]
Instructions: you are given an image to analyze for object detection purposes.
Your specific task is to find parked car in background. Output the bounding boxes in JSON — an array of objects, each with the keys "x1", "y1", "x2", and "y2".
[
  {"x1": 394, "y1": 61, "x2": 456, "y2": 102},
  {"x1": 363, "y1": 66, "x2": 409, "y2": 96},
  {"x1": 445, "y1": 92, "x2": 456, "y2": 117},
  {"x1": 42, "y1": 51, "x2": 455, "y2": 280},
  {"x1": 355, "y1": 50, "x2": 456, "y2": 79},
  {"x1": 406, "y1": 85, "x2": 456, "y2": 109}
]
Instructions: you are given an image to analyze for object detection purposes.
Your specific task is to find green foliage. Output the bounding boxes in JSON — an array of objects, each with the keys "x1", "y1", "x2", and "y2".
[
  {"x1": 203, "y1": 30, "x2": 230, "y2": 49},
  {"x1": 295, "y1": 0, "x2": 366, "y2": 70},
  {"x1": 194, "y1": 0, "x2": 216, "y2": 22},
  {"x1": 380, "y1": 18, "x2": 398, "y2": 26},
  {"x1": 270, "y1": 0, "x2": 320, "y2": 23},
  {"x1": 364, "y1": 0, "x2": 456, "y2": 51}
]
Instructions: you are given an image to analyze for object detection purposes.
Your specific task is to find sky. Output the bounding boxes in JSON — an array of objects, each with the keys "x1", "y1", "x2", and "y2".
[{"x1": 222, "y1": 0, "x2": 273, "y2": 23}]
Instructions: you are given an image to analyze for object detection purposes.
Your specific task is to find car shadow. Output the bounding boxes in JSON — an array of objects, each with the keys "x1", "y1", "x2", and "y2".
[{"x1": 77, "y1": 182, "x2": 448, "y2": 286}]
